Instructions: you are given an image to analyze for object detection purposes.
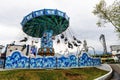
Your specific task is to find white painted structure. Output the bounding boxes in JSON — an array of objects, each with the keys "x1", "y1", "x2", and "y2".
[{"x1": 110, "y1": 45, "x2": 120, "y2": 62}]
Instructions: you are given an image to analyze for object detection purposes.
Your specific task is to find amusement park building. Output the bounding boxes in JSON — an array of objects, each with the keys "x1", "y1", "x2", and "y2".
[{"x1": 110, "y1": 45, "x2": 120, "y2": 62}]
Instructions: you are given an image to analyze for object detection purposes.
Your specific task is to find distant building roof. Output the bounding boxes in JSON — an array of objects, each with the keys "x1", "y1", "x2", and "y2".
[
  {"x1": 110, "y1": 45, "x2": 120, "y2": 51},
  {"x1": 0, "y1": 45, "x2": 4, "y2": 49}
]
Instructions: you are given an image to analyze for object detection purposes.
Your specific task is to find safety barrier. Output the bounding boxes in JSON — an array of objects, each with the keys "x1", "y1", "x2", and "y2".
[{"x1": 5, "y1": 51, "x2": 101, "y2": 69}]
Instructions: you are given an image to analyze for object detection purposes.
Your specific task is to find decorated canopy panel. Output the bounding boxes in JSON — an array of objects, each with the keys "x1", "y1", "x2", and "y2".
[{"x1": 21, "y1": 9, "x2": 69, "y2": 38}]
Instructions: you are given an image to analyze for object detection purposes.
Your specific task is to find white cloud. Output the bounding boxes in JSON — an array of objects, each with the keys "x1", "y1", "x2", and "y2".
[{"x1": 0, "y1": 24, "x2": 22, "y2": 44}]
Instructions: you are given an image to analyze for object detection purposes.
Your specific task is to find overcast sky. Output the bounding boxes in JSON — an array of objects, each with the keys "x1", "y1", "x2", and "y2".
[{"x1": 0, "y1": 0, "x2": 119, "y2": 53}]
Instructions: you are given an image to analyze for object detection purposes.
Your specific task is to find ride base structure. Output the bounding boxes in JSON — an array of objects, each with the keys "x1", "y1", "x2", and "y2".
[
  {"x1": 38, "y1": 30, "x2": 55, "y2": 56},
  {"x1": 0, "y1": 9, "x2": 101, "y2": 69}
]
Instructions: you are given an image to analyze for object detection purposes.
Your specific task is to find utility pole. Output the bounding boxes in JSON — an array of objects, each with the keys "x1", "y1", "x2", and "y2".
[{"x1": 99, "y1": 34, "x2": 107, "y2": 54}]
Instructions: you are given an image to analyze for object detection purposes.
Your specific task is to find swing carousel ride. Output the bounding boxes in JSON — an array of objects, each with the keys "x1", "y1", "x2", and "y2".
[
  {"x1": 2, "y1": 9, "x2": 101, "y2": 69},
  {"x1": 21, "y1": 9, "x2": 81, "y2": 56}
]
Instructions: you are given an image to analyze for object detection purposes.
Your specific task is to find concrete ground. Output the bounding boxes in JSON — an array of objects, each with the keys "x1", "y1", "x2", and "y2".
[{"x1": 109, "y1": 64, "x2": 120, "y2": 80}]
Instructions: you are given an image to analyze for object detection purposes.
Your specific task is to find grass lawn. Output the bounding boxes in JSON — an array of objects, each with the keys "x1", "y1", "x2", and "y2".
[{"x1": 0, "y1": 67, "x2": 108, "y2": 80}]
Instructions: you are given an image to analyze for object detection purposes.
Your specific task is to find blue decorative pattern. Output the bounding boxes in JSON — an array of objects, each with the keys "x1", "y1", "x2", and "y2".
[
  {"x1": 5, "y1": 51, "x2": 101, "y2": 69},
  {"x1": 57, "y1": 55, "x2": 78, "y2": 68},
  {"x1": 78, "y1": 53, "x2": 101, "y2": 67},
  {"x1": 0, "y1": 59, "x2": 4, "y2": 68},
  {"x1": 5, "y1": 51, "x2": 29, "y2": 68},
  {"x1": 21, "y1": 9, "x2": 69, "y2": 26},
  {"x1": 41, "y1": 30, "x2": 53, "y2": 48},
  {"x1": 30, "y1": 57, "x2": 56, "y2": 68}
]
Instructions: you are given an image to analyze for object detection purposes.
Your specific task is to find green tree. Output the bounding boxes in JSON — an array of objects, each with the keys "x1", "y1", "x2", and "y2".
[{"x1": 93, "y1": 0, "x2": 120, "y2": 37}]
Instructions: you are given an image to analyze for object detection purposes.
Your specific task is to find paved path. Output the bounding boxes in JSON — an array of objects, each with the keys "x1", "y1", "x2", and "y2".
[{"x1": 110, "y1": 64, "x2": 120, "y2": 80}]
